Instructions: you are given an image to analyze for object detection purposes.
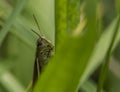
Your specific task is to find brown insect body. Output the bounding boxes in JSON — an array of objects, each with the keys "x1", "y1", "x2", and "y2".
[
  {"x1": 32, "y1": 15, "x2": 53, "y2": 88},
  {"x1": 33, "y1": 37, "x2": 53, "y2": 87}
]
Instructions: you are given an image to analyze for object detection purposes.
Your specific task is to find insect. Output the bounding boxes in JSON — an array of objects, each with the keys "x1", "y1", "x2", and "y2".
[{"x1": 31, "y1": 15, "x2": 53, "y2": 88}]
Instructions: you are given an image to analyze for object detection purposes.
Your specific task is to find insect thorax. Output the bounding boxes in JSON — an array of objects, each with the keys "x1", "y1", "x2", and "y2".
[{"x1": 36, "y1": 37, "x2": 53, "y2": 66}]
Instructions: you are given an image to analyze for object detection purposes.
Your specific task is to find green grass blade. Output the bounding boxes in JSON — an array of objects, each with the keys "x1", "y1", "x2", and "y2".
[
  {"x1": 97, "y1": 16, "x2": 120, "y2": 92},
  {"x1": 55, "y1": 0, "x2": 67, "y2": 46},
  {"x1": 67, "y1": 0, "x2": 80, "y2": 33},
  {"x1": 0, "y1": 62, "x2": 25, "y2": 92},
  {"x1": 0, "y1": 72, "x2": 25, "y2": 92},
  {"x1": 115, "y1": 0, "x2": 120, "y2": 14},
  {"x1": 79, "y1": 16, "x2": 120, "y2": 88},
  {"x1": 81, "y1": 80, "x2": 104, "y2": 92},
  {"x1": 33, "y1": 0, "x2": 97, "y2": 92},
  {"x1": 0, "y1": 0, "x2": 26, "y2": 47}
]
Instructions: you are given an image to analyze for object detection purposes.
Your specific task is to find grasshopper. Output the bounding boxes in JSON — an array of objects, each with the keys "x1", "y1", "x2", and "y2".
[{"x1": 31, "y1": 15, "x2": 53, "y2": 88}]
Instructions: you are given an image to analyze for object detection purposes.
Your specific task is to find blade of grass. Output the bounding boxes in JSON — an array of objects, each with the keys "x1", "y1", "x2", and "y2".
[
  {"x1": 97, "y1": 16, "x2": 120, "y2": 92},
  {"x1": 10, "y1": 16, "x2": 36, "y2": 49},
  {"x1": 0, "y1": 0, "x2": 26, "y2": 47},
  {"x1": 115, "y1": 0, "x2": 120, "y2": 14},
  {"x1": 0, "y1": 72, "x2": 25, "y2": 92},
  {"x1": 79, "y1": 16, "x2": 120, "y2": 87},
  {"x1": 67, "y1": 0, "x2": 80, "y2": 33},
  {"x1": 33, "y1": 0, "x2": 97, "y2": 92},
  {"x1": 55, "y1": 0, "x2": 67, "y2": 47},
  {"x1": 81, "y1": 80, "x2": 104, "y2": 92},
  {"x1": 0, "y1": 61, "x2": 25, "y2": 92}
]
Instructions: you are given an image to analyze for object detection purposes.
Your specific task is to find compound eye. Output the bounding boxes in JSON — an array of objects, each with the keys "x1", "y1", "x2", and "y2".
[{"x1": 37, "y1": 39, "x2": 42, "y2": 46}]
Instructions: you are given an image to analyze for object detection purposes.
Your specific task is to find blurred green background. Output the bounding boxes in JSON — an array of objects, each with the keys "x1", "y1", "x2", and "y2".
[{"x1": 0, "y1": 0, "x2": 120, "y2": 92}]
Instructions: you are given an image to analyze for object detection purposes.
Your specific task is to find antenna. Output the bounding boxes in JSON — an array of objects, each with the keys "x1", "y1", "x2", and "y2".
[
  {"x1": 33, "y1": 14, "x2": 41, "y2": 34},
  {"x1": 31, "y1": 29, "x2": 41, "y2": 39}
]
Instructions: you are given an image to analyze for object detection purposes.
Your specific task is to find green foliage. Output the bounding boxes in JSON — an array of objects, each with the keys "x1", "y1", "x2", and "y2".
[
  {"x1": 0, "y1": 0, "x2": 27, "y2": 46},
  {"x1": 34, "y1": 0, "x2": 97, "y2": 92},
  {"x1": 0, "y1": 0, "x2": 120, "y2": 92}
]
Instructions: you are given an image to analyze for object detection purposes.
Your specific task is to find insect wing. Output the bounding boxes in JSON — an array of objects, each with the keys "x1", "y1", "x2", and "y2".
[{"x1": 32, "y1": 57, "x2": 41, "y2": 88}]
